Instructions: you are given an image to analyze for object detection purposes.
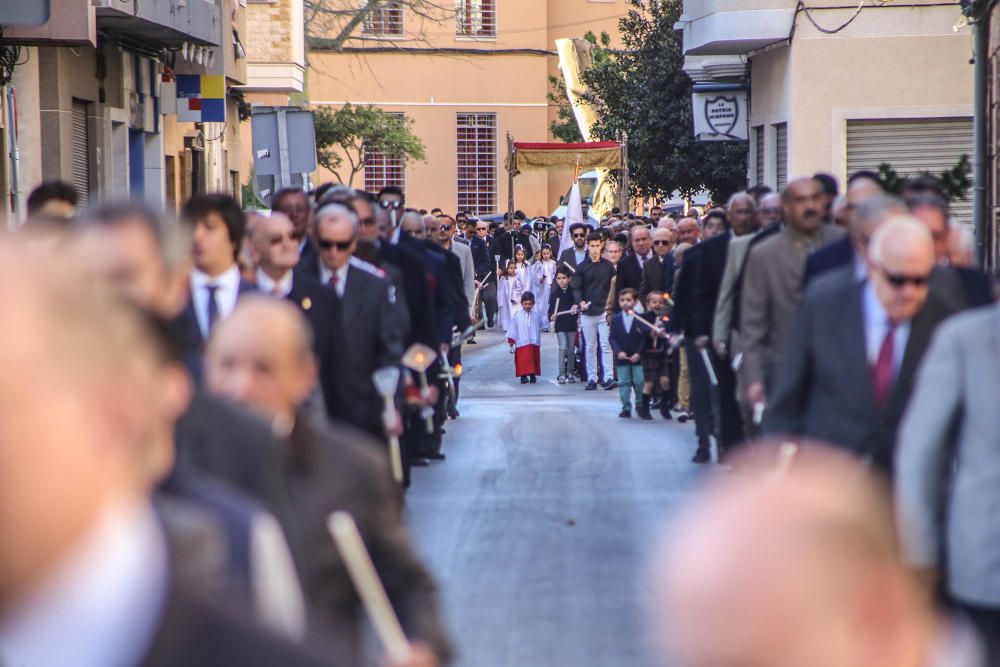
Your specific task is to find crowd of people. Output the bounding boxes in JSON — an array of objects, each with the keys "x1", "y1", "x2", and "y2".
[{"x1": 4, "y1": 163, "x2": 1000, "y2": 665}]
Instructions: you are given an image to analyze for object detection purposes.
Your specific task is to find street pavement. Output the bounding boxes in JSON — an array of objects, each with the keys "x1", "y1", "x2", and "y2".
[{"x1": 406, "y1": 327, "x2": 707, "y2": 667}]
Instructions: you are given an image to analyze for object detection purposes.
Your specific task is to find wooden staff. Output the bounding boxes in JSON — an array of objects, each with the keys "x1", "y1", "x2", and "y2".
[
  {"x1": 327, "y1": 513, "x2": 411, "y2": 661},
  {"x1": 561, "y1": 261, "x2": 576, "y2": 273}
]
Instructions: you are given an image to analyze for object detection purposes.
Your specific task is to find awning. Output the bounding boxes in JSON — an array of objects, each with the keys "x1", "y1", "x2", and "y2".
[{"x1": 507, "y1": 141, "x2": 622, "y2": 174}]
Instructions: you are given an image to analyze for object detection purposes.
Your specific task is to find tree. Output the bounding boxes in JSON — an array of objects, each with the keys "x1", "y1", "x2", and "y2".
[
  {"x1": 580, "y1": 0, "x2": 747, "y2": 203},
  {"x1": 878, "y1": 154, "x2": 972, "y2": 203},
  {"x1": 306, "y1": 0, "x2": 453, "y2": 47},
  {"x1": 313, "y1": 102, "x2": 427, "y2": 186}
]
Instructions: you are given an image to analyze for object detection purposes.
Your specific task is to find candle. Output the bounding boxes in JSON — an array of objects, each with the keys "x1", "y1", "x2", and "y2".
[{"x1": 327, "y1": 513, "x2": 411, "y2": 661}]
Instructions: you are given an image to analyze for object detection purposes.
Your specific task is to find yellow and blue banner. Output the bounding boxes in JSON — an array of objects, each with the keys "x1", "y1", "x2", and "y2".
[{"x1": 175, "y1": 75, "x2": 226, "y2": 123}]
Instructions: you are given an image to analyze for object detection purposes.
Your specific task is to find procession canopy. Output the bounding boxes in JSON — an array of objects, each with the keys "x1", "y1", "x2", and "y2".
[{"x1": 507, "y1": 141, "x2": 622, "y2": 175}]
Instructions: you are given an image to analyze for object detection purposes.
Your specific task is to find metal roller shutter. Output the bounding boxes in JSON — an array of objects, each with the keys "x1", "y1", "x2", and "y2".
[
  {"x1": 71, "y1": 100, "x2": 90, "y2": 208},
  {"x1": 775, "y1": 123, "x2": 787, "y2": 192},
  {"x1": 846, "y1": 118, "x2": 973, "y2": 230}
]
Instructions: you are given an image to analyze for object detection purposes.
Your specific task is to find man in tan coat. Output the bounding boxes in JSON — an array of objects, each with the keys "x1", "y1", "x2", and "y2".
[{"x1": 740, "y1": 177, "x2": 845, "y2": 411}]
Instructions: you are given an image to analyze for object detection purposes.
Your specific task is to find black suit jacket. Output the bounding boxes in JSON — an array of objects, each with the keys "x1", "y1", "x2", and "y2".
[
  {"x1": 692, "y1": 234, "x2": 730, "y2": 338},
  {"x1": 669, "y1": 244, "x2": 703, "y2": 336},
  {"x1": 174, "y1": 278, "x2": 258, "y2": 380},
  {"x1": 611, "y1": 254, "x2": 646, "y2": 312},
  {"x1": 284, "y1": 415, "x2": 453, "y2": 666},
  {"x1": 764, "y1": 267, "x2": 956, "y2": 471},
  {"x1": 557, "y1": 246, "x2": 586, "y2": 273},
  {"x1": 638, "y1": 252, "x2": 676, "y2": 303},
  {"x1": 803, "y1": 235, "x2": 854, "y2": 287},
  {"x1": 339, "y1": 264, "x2": 404, "y2": 436},
  {"x1": 495, "y1": 230, "x2": 534, "y2": 266},
  {"x1": 379, "y1": 241, "x2": 437, "y2": 348}
]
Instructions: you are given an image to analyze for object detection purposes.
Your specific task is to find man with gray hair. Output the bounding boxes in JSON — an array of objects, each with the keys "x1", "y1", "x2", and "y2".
[
  {"x1": 765, "y1": 216, "x2": 956, "y2": 472},
  {"x1": 306, "y1": 202, "x2": 404, "y2": 442}
]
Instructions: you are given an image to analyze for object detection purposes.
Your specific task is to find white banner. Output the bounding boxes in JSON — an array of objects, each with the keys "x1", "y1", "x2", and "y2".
[{"x1": 692, "y1": 90, "x2": 748, "y2": 142}]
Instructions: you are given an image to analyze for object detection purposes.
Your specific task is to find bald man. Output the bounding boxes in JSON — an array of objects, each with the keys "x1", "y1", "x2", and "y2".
[
  {"x1": 205, "y1": 297, "x2": 453, "y2": 667},
  {"x1": 0, "y1": 244, "x2": 328, "y2": 667},
  {"x1": 764, "y1": 218, "x2": 955, "y2": 472},
  {"x1": 653, "y1": 444, "x2": 984, "y2": 667}
]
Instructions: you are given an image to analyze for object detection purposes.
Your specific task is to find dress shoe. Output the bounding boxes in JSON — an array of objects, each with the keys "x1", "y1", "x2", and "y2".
[
  {"x1": 448, "y1": 407, "x2": 460, "y2": 419},
  {"x1": 691, "y1": 448, "x2": 710, "y2": 464},
  {"x1": 677, "y1": 411, "x2": 689, "y2": 423},
  {"x1": 637, "y1": 406, "x2": 653, "y2": 421},
  {"x1": 585, "y1": 381, "x2": 598, "y2": 390},
  {"x1": 529, "y1": 375, "x2": 537, "y2": 384},
  {"x1": 602, "y1": 379, "x2": 617, "y2": 390},
  {"x1": 427, "y1": 452, "x2": 446, "y2": 461},
  {"x1": 557, "y1": 375, "x2": 567, "y2": 384},
  {"x1": 520, "y1": 376, "x2": 529, "y2": 384},
  {"x1": 487, "y1": 320, "x2": 495, "y2": 328},
  {"x1": 618, "y1": 408, "x2": 631, "y2": 418},
  {"x1": 411, "y1": 458, "x2": 430, "y2": 467},
  {"x1": 467, "y1": 339, "x2": 477, "y2": 345},
  {"x1": 660, "y1": 406, "x2": 673, "y2": 420},
  {"x1": 567, "y1": 376, "x2": 577, "y2": 384}
]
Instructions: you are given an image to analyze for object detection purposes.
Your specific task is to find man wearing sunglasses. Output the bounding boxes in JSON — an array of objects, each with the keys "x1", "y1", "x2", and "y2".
[
  {"x1": 311, "y1": 202, "x2": 404, "y2": 441},
  {"x1": 557, "y1": 222, "x2": 591, "y2": 272},
  {"x1": 764, "y1": 217, "x2": 955, "y2": 473}
]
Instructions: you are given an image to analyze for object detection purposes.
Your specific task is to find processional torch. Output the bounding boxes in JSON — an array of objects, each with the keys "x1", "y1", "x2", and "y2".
[
  {"x1": 372, "y1": 366, "x2": 404, "y2": 484},
  {"x1": 402, "y1": 343, "x2": 437, "y2": 435}
]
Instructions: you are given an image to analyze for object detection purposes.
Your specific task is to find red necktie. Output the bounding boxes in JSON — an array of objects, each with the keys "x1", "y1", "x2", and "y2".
[{"x1": 872, "y1": 324, "x2": 896, "y2": 408}]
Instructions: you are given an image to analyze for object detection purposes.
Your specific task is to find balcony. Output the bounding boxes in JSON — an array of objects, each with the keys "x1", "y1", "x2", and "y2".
[
  {"x1": 677, "y1": 0, "x2": 796, "y2": 56},
  {"x1": 95, "y1": 0, "x2": 221, "y2": 48}
]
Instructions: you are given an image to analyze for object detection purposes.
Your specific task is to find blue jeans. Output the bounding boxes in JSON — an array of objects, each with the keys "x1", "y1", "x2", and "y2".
[
  {"x1": 556, "y1": 331, "x2": 575, "y2": 377},
  {"x1": 616, "y1": 363, "x2": 644, "y2": 410}
]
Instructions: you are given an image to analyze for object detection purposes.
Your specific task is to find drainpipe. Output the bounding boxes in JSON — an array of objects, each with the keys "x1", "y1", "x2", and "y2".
[{"x1": 973, "y1": 7, "x2": 990, "y2": 268}]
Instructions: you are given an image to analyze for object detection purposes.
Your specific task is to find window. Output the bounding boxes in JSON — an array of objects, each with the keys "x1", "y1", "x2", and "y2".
[
  {"x1": 456, "y1": 112, "x2": 497, "y2": 216},
  {"x1": 456, "y1": 0, "x2": 495, "y2": 38},
  {"x1": 774, "y1": 122, "x2": 787, "y2": 192},
  {"x1": 71, "y1": 99, "x2": 92, "y2": 207},
  {"x1": 754, "y1": 126, "x2": 764, "y2": 186},
  {"x1": 363, "y1": 1, "x2": 403, "y2": 36},
  {"x1": 364, "y1": 143, "x2": 406, "y2": 196}
]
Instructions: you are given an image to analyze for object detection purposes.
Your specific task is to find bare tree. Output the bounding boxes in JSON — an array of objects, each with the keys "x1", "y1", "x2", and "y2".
[{"x1": 305, "y1": 0, "x2": 456, "y2": 49}]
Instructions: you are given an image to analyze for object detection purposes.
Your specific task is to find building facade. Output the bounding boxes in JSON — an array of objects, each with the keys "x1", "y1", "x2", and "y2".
[
  {"x1": 677, "y1": 0, "x2": 975, "y2": 229},
  {"x1": 308, "y1": 0, "x2": 625, "y2": 216},
  {"x1": 0, "y1": 0, "x2": 300, "y2": 226}
]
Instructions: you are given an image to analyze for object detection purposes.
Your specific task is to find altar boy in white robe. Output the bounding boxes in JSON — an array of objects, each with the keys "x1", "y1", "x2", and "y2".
[{"x1": 506, "y1": 291, "x2": 544, "y2": 384}]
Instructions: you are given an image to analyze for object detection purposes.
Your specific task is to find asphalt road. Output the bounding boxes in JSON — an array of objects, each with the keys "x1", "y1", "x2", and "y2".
[{"x1": 406, "y1": 327, "x2": 707, "y2": 667}]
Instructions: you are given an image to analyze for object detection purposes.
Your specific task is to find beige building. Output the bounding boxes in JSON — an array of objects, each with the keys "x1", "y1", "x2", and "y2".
[
  {"x1": 308, "y1": 0, "x2": 626, "y2": 215},
  {"x1": 678, "y1": 0, "x2": 975, "y2": 228}
]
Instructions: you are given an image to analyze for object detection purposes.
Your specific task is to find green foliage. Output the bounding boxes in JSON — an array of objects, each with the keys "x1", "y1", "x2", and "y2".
[
  {"x1": 242, "y1": 166, "x2": 265, "y2": 210},
  {"x1": 548, "y1": 75, "x2": 584, "y2": 143},
  {"x1": 878, "y1": 154, "x2": 972, "y2": 203},
  {"x1": 580, "y1": 0, "x2": 747, "y2": 203},
  {"x1": 312, "y1": 102, "x2": 427, "y2": 186}
]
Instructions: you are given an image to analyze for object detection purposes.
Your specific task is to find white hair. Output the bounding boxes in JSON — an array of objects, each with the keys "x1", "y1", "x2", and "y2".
[
  {"x1": 867, "y1": 215, "x2": 932, "y2": 266},
  {"x1": 314, "y1": 202, "x2": 359, "y2": 235}
]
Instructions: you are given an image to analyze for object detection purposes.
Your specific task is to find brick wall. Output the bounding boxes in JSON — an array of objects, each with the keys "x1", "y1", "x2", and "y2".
[{"x1": 246, "y1": 0, "x2": 293, "y2": 64}]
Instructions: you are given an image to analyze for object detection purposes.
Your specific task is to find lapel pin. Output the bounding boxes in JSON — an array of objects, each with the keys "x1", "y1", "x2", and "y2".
[{"x1": 302, "y1": 297, "x2": 312, "y2": 311}]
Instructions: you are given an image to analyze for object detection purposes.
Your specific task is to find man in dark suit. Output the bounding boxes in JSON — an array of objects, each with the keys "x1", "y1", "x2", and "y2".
[
  {"x1": 908, "y1": 192, "x2": 994, "y2": 310},
  {"x1": 765, "y1": 217, "x2": 955, "y2": 473},
  {"x1": 471, "y1": 219, "x2": 497, "y2": 326},
  {"x1": 310, "y1": 202, "x2": 404, "y2": 441},
  {"x1": 205, "y1": 297, "x2": 453, "y2": 667},
  {"x1": 558, "y1": 222, "x2": 590, "y2": 272},
  {"x1": 693, "y1": 198, "x2": 757, "y2": 459},
  {"x1": 494, "y1": 214, "x2": 534, "y2": 267},
  {"x1": 272, "y1": 187, "x2": 317, "y2": 270},
  {"x1": 0, "y1": 247, "x2": 331, "y2": 667},
  {"x1": 639, "y1": 226, "x2": 676, "y2": 302},
  {"x1": 173, "y1": 194, "x2": 257, "y2": 379},
  {"x1": 611, "y1": 225, "x2": 653, "y2": 312}
]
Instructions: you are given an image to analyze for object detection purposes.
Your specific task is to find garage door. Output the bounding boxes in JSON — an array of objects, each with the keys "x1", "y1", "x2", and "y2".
[{"x1": 846, "y1": 117, "x2": 973, "y2": 229}]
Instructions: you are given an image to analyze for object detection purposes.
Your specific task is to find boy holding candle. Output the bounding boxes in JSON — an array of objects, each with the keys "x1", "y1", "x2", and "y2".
[
  {"x1": 609, "y1": 288, "x2": 647, "y2": 418},
  {"x1": 548, "y1": 268, "x2": 579, "y2": 384},
  {"x1": 639, "y1": 291, "x2": 673, "y2": 420}
]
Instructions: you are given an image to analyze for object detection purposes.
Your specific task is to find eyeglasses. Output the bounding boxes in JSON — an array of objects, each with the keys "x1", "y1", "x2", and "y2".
[
  {"x1": 360, "y1": 216, "x2": 376, "y2": 226},
  {"x1": 572, "y1": 233, "x2": 586, "y2": 239},
  {"x1": 439, "y1": 224, "x2": 452, "y2": 232},
  {"x1": 379, "y1": 200, "x2": 403, "y2": 210},
  {"x1": 476, "y1": 226, "x2": 488, "y2": 232},
  {"x1": 317, "y1": 238, "x2": 353, "y2": 251},
  {"x1": 653, "y1": 240, "x2": 674, "y2": 246},
  {"x1": 881, "y1": 268, "x2": 929, "y2": 288}
]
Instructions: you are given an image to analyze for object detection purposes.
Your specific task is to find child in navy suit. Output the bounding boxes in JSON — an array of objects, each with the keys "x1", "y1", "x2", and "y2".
[{"x1": 609, "y1": 288, "x2": 648, "y2": 418}]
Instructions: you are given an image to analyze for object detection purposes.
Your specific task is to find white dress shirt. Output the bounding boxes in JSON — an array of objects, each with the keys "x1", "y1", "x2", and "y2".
[
  {"x1": 256, "y1": 268, "x2": 294, "y2": 298},
  {"x1": 862, "y1": 280, "x2": 910, "y2": 374},
  {"x1": 0, "y1": 502, "x2": 168, "y2": 667},
  {"x1": 319, "y1": 262, "x2": 349, "y2": 298},
  {"x1": 191, "y1": 264, "x2": 242, "y2": 338},
  {"x1": 636, "y1": 251, "x2": 653, "y2": 268}
]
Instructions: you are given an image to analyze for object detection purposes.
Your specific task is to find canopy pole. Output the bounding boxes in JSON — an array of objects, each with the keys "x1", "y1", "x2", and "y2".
[{"x1": 506, "y1": 132, "x2": 515, "y2": 227}]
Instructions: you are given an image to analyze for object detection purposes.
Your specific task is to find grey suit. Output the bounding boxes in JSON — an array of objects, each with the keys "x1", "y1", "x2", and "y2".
[
  {"x1": 449, "y1": 239, "x2": 476, "y2": 306},
  {"x1": 896, "y1": 304, "x2": 1000, "y2": 607},
  {"x1": 765, "y1": 267, "x2": 954, "y2": 471},
  {"x1": 712, "y1": 233, "x2": 754, "y2": 346},
  {"x1": 740, "y1": 224, "x2": 844, "y2": 390}
]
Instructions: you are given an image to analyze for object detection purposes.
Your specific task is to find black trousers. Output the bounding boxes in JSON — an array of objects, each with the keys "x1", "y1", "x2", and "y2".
[
  {"x1": 480, "y1": 281, "x2": 498, "y2": 325},
  {"x1": 448, "y1": 346, "x2": 462, "y2": 404},
  {"x1": 712, "y1": 351, "x2": 745, "y2": 458},
  {"x1": 684, "y1": 339, "x2": 714, "y2": 446}
]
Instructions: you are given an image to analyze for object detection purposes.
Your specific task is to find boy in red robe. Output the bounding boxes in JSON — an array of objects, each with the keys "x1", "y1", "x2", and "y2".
[{"x1": 506, "y1": 291, "x2": 543, "y2": 384}]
